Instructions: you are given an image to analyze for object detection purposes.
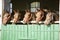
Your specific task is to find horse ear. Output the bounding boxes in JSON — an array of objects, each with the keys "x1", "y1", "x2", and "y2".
[
  {"x1": 36, "y1": 9, "x2": 40, "y2": 12},
  {"x1": 25, "y1": 9, "x2": 30, "y2": 12},
  {"x1": 25, "y1": 10, "x2": 28, "y2": 12},
  {"x1": 25, "y1": 10, "x2": 26, "y2": 12},
  {"x1": 13, "y1": 9, "x2": 19, "y2": 13}
]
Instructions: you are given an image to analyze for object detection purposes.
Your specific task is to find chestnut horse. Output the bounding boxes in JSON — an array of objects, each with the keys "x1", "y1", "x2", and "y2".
[{"x1": 23, "y1": 9, "x2": 32, "y2": 23}]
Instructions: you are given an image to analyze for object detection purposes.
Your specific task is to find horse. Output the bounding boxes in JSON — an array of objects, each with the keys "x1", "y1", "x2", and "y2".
[
  {"x1": 23, "y1": 9, "x2": 32, "y2": 23},
  {"x1": 2, "y1": 11, "x2": 11, "y2": 24},
  {"x1": 44, "y1": 10, "x2": 59, "y2": 25},
  {"x1": 11, "y1": 9, "x2": 21, "y2": 24},
  {"x1": 35, "y1": 9, "x2": 44, "y2": 23}
]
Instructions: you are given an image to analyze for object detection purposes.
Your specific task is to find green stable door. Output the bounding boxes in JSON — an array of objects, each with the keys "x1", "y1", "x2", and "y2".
[{"x1": 2, "y1": 24, "x2": 59, "y2": 40}]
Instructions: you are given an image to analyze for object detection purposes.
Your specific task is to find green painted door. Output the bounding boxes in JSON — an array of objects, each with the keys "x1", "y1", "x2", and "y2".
[{"x1": 1, "y1": 24, "x2": 59, "y2": 40}]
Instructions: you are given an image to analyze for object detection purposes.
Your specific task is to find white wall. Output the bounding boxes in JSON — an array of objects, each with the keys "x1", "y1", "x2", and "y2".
[
  {"x1": 0, "y1": 0, "x2": 2, "y2": 27},
  {"x1": 0, "y1": 0, "x2": 2, "y2": 39}
]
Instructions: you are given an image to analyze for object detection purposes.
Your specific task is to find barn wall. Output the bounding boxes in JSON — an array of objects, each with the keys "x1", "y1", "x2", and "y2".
[{"x1": 12, "y1": 0, "x2": 59, "y2": 11}]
